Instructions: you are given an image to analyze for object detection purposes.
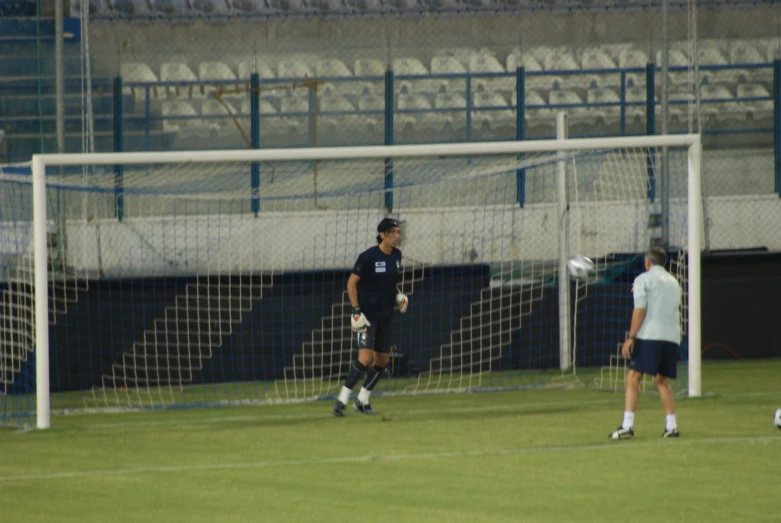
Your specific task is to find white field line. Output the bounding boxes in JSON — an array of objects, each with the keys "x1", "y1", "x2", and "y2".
[
  {"x1": 79, "y1": 397, "x2": 620, "y2": 429},
  {"x1": 1, "y1": 435, "x2": 778, "y2": 484},
  {"x1": 75, "y1": 389, "x2": 781, "y2": 430}
]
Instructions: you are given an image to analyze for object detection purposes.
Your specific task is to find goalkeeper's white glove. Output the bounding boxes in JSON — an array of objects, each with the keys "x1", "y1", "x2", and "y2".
[
  {"x1": 351, "y1": 307, "x2": 370, "y2": 333},
  {"x1": 396, "y1": 292, "x2": 409, "y2": 313}
]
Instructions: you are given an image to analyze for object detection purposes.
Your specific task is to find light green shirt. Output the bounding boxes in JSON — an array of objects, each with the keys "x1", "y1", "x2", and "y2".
[{"x1": 633, "y1": 265, "x2": 682, "y2": 343}]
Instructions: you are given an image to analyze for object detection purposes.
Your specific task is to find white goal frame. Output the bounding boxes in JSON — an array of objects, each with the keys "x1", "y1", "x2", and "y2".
[{"x1": 31, "y1": 134, "x2": 703, "y2": 429}]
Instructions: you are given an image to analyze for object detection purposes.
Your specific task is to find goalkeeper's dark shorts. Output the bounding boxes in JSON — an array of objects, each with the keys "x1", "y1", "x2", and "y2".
[
  {"x1": 356, "y1": 316, "x2": 393, "y2": 353},
  {"x1": 629, "y1": 339, "x2": 679, "y2": 379}
]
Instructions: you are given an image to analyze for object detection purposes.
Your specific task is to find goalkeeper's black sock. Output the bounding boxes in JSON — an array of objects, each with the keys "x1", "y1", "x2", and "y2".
[
  {"x1": 362, "y1": 363, "x2": 385, "y2": 392},
  {"x1": 357, "y1": 364, "x2": 385, "y2": 405},
  {"x1": 344, "y1": 362, "x2": 367, "y2": 390}
]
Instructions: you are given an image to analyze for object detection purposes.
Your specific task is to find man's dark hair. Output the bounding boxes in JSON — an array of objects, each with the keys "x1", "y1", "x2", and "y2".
[
  {"x1": 646, "y1": 246, "x2": 666, "y2": 267},
  {"x1": 376, "y1": 218, "x2": 399, "y2": 244}
]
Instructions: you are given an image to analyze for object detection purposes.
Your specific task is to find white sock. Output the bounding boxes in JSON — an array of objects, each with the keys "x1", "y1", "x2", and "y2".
[
  {"x1": 622, "y1": 411, "x2": 635, "y2": 430},
  {"x1": 357, "y1": 387, "x2": 371, "y2": 405},
  {"x1": 666, "y1": 414, "x2": 677, "y2": 431},
  {"x1": 338, "y1": 386, "x2": 351, "y2": 405}
]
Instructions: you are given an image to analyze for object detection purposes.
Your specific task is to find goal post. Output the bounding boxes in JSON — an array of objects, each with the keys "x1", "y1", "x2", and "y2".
[{"x1": 16, "y1": 134, "x2": 703, "y2": 429}]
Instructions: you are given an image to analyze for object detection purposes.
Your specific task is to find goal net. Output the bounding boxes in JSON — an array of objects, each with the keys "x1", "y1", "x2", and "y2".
[{"x1": 0, "y1": 136, "x2": 702, "y2": 429}]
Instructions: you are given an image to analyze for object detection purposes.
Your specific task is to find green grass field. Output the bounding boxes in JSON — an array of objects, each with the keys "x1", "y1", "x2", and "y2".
[{"x1": 2, "y1": 360, "x2": 780, "y2": 523}]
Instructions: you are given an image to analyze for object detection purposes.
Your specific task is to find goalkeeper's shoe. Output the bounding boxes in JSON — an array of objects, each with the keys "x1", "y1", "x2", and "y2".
[
  {"x1": 332, "y1": 401, "x2": 346, "y2": 417},
  {"x1": 608, "y1": 426, "x2": 634, "y2": 439},
  {"x1": 661, "y1": 428, "x2": 680, "y2": 438},
  {"x1": 353, "y1": 399, "x2": 377, "y2": 415}
]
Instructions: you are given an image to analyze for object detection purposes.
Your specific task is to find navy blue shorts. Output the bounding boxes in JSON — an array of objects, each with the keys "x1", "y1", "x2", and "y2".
[
  {"x1": 629, "y1": 339, "x2": 679, "y2": 379},
  {"x1": 355, "y1": 316, "x2": 393, "y2": 353}
]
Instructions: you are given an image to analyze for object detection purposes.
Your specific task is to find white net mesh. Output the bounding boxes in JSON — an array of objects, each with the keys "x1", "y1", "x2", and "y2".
[{"x1": 0, "y1": 143, "x2": 694, "y2": 421}]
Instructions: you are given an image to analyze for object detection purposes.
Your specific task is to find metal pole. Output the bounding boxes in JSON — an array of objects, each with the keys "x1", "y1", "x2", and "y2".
[
  {"x1": 661, "y1": 0, "x2": 670, "y2": 248},
  {"x1": 113, "y1": 77, "x2": 124, "y2": 221},
  {"x1": 556, "y1": 112, "x2": 570, "y2": 372},
  {"x1": 384, "y1": 70, "x2": 394, "y2": 214},
  {"x1": 250, "y1": 73, "x2": 260, "y2": 216},
  {"x1": 516, "y1": 66, "x2": 526, "y2": 208},
  {"x1": 32, "y1": 155, "x2": 51, "y2": 429},
  {"x1": 55, "y1": 0, "x2": 65, "y2": 154}
]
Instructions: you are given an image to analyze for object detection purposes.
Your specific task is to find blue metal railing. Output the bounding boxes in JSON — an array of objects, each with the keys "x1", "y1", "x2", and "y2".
[{"x1": 0, "y1": 60, "x2": 764, "y2": 208}]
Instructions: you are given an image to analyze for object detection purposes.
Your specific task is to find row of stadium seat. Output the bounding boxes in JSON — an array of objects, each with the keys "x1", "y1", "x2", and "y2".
[
  {"x1": 119, "y1": 40, "x2": 778, "y2": 84},
  {"x1": 152, "y1": 83, "x2": 774, "y2": 134},
  {"x1": 67, "y1": 0, "x2": 777, "y2": 17}
]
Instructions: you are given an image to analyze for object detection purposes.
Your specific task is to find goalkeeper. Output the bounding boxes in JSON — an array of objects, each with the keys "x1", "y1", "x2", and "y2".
[{"x1": 333, "y1": 218, "x2": 408, "y2": 417}]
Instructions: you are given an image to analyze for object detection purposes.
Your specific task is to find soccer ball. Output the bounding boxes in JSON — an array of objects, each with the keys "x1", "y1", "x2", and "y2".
[
  {"x1": 774, "y1": 408, "x2": 781, "y2": 430},
  {"x1": 567, "y1": 254, "x2": 596, "y2": 280}
]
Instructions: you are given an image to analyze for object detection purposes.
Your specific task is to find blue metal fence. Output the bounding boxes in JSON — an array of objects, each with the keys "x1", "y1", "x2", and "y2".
[{"x1": 105, "y1": 59, "x2": 780, "y2": 211}]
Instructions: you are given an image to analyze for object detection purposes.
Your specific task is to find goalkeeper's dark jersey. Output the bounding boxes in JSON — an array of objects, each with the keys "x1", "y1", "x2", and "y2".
[{"x1": 352, "y1": 245, "x2": 402, "y2": 321}]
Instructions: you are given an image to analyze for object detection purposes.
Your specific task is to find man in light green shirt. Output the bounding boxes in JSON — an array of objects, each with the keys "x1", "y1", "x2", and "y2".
[{"x1": 609, "y1": 247, "x2": 682, "y2": 440}]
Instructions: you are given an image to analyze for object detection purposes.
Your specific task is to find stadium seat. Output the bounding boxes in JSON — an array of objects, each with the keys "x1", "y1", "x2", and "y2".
[
  {"x1": 728, "y1": 40, "x2": 767, "y2": 64},
  {"x1": 308, "y1": 0, "x2": 345, "y2": 10},
  {"x1": 357, "y1": 94, "x2": 384, "y2": 112},
  {"x1": 201, "y1": 98, "x2": 236, "y2": 128},
  {"x1": 514, "y1": 90, "x2": 554, "y2": 130},
  {"x1": 120, "y1": 62, "x2": 159, "y2": 101},
  {"x1": 431, "y1": 55, "x2": 468, "y2": 93},
  {"x1": 354, "y1": 58, "x2": 386, "y2": 78},
  {"x1": 355, "y1": 93, "x2": 384, "y2": 133},
  {"x1": 472, "y1": 90, "x2": 514, "y2": 130},
  {"x1": 190, "y1": 0, "x2": 233, "y2": 14},
  {"x1": 162, "y1": 100, "x2": 214, "y2": 135},
  {"x1": 581, "y1": 47, "x2": 620, "y2": 90},
  {"x1": 110, "y1": 0, "x2": 152, "y2": 16},
  {"x1": 616, "y1": 48, "x2": 649, "y2": 90},
  {"x1": 667, "y1": 90, "x2": 694, "y2": 122},
  {"x1": 655, "y1": 48, "x2": 690, "y2": 91},
  {"x1": 697, "y1": 42, "x2": 740, "y2": 86},
  {"x1": 318, "y1": 81, "x2": 373, "y2": 98},
  {"x1": 198, "y1": 61, "x2": 237, "y2": 82},
  {"x1": 469, "y1": 50, "x2": 504, "y2": 73},
  {"x1": 384, "y1": 0, "x2": 422, "y2": 11},
  {"x1": 728, "y1": 40, "x2": 773, "y2": 83},
  {"x1": 161, "y1": 62, "x2": 203, "y2": 98},
  {"x1": 618, "y1": 48, "x2": 650, "y2": 69},
  {"x1": 507, "y1": 52, "x2": 562, "y2": 93},
  {"x1": 392, "y1": 57, "x2": 438, "y2": 93},
  {"x1": 397, "y1": 93, "x2": 434, "y2": 132},
  {"x1": 625, "y1": 86, "x2": 654, "y2": 121},
  {"x1": 549, "y1": 88, "x2": 593, "y2": 125},
  {"x1": 422, "y1": 0, "x2": 461, "y2": 8},
  {"x1": 542, "y1": 48, "x2": 580, "y2": 72},
  {"x1": 506, "y1": 51, "x2": 542, "y2": 74},
  {"x1": 239, "y1": 97, "x2": 279, "y2": 115},
  {"x1": 237, "y1": 59, "x2": 276, "y2": 80},
  {"x1": 469, "y1": 50, "x2": 513, "y2": 94},
  {"x1": 279, "y1": 90, "x2": 310, "y2": 133},
  {"x1": 433, "y1": 91, "x2": 467, "y2": 130},
  {"x1": 316, "y1": 58, "x2": 353, "y2": 78},
  {"x1": 699, "y1": 84, "x2": 749, "y2": 124},
  {"x1": 228, "y1": 0, "x2": 274, "y2": 13},
  {"x1": 151, "y1": 0, "x2": 190, "y2": 14},
  {"x1": 343, "y1": 0, "x2": 382, "y2": 10},
  {"x1": 586, "y1": 87, "x2": 621, "y2": 125},
  {"x1": 581, "y1": 47, "x2": 617, "y2": 70},
  {"x1": 161, "y1": 62, "x2": 198, "y2": 82},
  {"x1": 318, "y1": 95, "x2": 359, "y2": 134},
  {"x1": 736, "y1": 83, "x2": 773, "y2": 120},
  {"x1": 278, "y1": 55, "x2": 315, "y2": 80},
  {"x1": 265, "y1": 0, "x2": 307, "y2": 12}
]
